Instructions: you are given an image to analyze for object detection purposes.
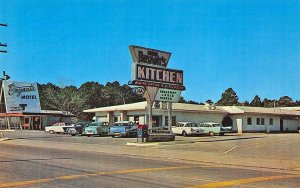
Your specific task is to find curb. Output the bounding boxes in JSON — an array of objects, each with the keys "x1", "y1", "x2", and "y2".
[
  {"x1": 0, "y1": 138, "x2": 10, "y2": 142},
  {"x1": 126, "y1": 142, "x2": 159, "y2": 146},
  {"x1": 126, "y1": 140, "x2": 193, "y2": 146}
]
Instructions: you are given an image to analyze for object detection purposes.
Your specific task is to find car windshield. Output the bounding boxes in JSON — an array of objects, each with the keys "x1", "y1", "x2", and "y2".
[
  {"x1": 187, "y1": 123, "x2": 198, "y2": 127},
  {"x1": 87, "y1": 123, "x2": 101, "y2": 127},
  {"x1": 114, "y1": 123, "x2": 129, "y2": 126},
  {"x1": 86, "y1": 122, "x2": 108, "y2": 127}
]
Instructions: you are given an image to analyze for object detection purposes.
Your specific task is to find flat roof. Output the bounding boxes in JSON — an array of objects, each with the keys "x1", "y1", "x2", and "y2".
[{"x1": 84, "y1": 101, "x2": 300, "y2": 117}]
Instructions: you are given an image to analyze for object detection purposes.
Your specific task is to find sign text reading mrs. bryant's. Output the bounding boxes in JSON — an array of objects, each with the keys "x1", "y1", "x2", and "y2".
[{"x1": 135, "y1": 64, "x2": 183, "y2": 85}]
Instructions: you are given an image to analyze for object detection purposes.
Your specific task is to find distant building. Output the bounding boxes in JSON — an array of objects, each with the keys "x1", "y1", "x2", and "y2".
[
  {"x1": 84, "y1": 101, "x2": 300, "y2": 133},
  {"x1": 0, "y1": 80, "x2": 76, "y2": 130}
]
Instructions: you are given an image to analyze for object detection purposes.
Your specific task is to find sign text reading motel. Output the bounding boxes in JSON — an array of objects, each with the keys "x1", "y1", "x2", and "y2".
[{"x1": 135, "y1": 64, "x2": 183, "y2": 85}]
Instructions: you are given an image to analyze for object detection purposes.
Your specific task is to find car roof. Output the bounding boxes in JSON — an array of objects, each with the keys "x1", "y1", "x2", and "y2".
[
  {"x1": 90, "y1": 121, "x2": 108, "y2": 124},
  {"x1": 114, "y1": 121, "x2": 133, "y2": 123},
  {"x1": 201, "y1": 122, "x2": 220, "y2": 124},
  {"x1": 177, "y1": 122, "x2": 196, "y2": 124}
]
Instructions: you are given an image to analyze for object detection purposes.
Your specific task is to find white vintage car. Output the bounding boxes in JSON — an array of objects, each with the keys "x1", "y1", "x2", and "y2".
[
  {"x1": 45, "y1": 122, "x2": 74, "y2": 134},
  {"x1": 172, "y1": 122, "x2": 204, "y2": 136},
  {"x1": 198, "y1": 122, "x2": 226, "y2": 136}
]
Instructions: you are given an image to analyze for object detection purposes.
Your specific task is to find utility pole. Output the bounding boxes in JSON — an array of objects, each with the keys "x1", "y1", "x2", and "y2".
[{"x1": 0, "y1": 23, "x2": 8, "y2": 53}]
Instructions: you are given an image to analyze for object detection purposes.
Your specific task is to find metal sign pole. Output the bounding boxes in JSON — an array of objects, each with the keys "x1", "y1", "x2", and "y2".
[
  {"x1": 168, "y1": 102, "x2": 172, "y2": 132},
  {"x1": 144, "y1": 86, "x2": 158, "y2": 134},
  {"x1": 148, "y1": 101, "x2": 153, "y2": 134}
]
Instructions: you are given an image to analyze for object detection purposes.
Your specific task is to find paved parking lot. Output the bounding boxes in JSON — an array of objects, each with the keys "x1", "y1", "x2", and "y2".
[
  {"x1": 2, "y1": 130, "x2": 299, "y2": 169},
  {"x1": 1, "y1": 130, "x2": 299, "y2": 187}
]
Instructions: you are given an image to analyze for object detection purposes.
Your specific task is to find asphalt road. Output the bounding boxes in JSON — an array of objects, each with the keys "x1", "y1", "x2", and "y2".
[{"x1": 0, "y1": 131, "x2": 299, "y2": 187}]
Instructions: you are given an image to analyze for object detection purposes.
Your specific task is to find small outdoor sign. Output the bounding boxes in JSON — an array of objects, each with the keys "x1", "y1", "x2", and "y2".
[
  {"x1": 131, "y1": 87, "x2": 145, "y2": 96},
  {"x1": 155, "y1": 89, "x2": 181, "y2": 102}
]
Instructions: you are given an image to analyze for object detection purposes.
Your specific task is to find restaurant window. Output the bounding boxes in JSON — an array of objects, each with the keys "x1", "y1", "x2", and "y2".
[
  {"x1": 269, "y1": 118, "x2": 273, "y2": 125},
  {"x1": 24, "y1": 117, "x2": 29, "y2": 124},
  {"x1": 247, "y1": 117, "x2": 252, "y2": 125},
  {"x1": 261, "y1": 118, "x2": 265, "y2": 125},
  {"x1": 134, "y1": 116, "x2": 139, "y2": 124},
  {"x1": 165, "y1": 116, "x2": 176, "y2": 126},
  {"x1": 256, "y1": 118, "x2": 260, "y2": 125}
]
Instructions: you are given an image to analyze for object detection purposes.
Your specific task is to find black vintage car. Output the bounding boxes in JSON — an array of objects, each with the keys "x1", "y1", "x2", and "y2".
[{"x1": 68, "y1": 121, "x2": 91, "y2": 136}]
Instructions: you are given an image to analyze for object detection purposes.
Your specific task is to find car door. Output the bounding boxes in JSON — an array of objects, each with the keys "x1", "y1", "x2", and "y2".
[
  {"x1": 212, "y1": 123, "x2": 221, "y2": 134},
  {"x1": 52, "y1": 123, "x2": 60, "y2": 132},
  {"x1": 201, "y1": 123, "x2": 210, "y2": 134},
  {"x1": 172, "y1": 123, "x2": 182, "y2": 134}
]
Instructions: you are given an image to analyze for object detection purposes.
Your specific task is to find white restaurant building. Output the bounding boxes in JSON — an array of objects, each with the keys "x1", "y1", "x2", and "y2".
[{"x1": 84, "y1": 101, "x2": 300, "y2": 133}]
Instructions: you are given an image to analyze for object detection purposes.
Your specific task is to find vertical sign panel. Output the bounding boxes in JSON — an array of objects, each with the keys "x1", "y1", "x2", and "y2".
[{"x1": 2, "y1": 81, "x2": 41, "y2": 113}]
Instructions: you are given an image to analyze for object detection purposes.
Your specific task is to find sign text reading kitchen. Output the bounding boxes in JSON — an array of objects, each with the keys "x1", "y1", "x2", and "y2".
[{"x1": 135, "y1": 64, "x2": 183, "y2": 85}]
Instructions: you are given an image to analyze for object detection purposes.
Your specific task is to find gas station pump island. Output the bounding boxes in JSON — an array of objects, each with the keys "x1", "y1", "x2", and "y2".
[{"x1": 128, "y1": 45, "x2": 185, "y2": 142}]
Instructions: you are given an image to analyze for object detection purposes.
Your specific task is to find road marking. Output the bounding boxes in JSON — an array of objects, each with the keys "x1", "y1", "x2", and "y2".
[
  {"x1": 0, "y1": 165, "x2": 198, "y2": 188},
  {"x1": 186, "y1": 174, "x2": 300, "y2": 188},
  {"x1": 224, "y1": 146, "x2": 239, "y2": 154}
]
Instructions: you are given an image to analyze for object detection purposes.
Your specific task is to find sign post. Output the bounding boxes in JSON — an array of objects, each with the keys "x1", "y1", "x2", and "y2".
[{"x1": 168, "y1": 102, "x2": 172, "y2": 131}]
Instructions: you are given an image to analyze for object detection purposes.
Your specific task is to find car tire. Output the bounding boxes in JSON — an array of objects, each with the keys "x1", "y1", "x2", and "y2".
[
  {"x1": 49, "y1": 130, "x2": 55, "y2": 134},
  {"x1": 219, "y1": 132, "x2": 225, "y2": 136},
  {"x1": 182, "y1": 131, "x2": 188, "y2": 137},
  {"x1": 71, "y1": 134, "x2": 76, "y2": 136},
  {"x1": 208, "y1": 131, "x2": 215, "y2": 136}
]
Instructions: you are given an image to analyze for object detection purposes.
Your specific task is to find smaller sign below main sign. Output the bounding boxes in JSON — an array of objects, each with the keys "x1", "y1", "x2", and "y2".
[
  {"x1": 129, "y1": 80, "x2": 185, "y2": 90},
  {"x1": 131, "y1": 87, "x2": 145, "y2": 96},
  {"x1": 155, "y1": 89, "x2": 181, "y2": 102}
]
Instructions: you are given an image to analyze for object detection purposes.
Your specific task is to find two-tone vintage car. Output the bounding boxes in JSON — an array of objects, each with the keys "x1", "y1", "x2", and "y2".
[
  {"x1": 198, "y1": 122, "x2": 227, "y2": 136},
  {"x1": 109, "y1": 121, "x2": 137, "y2": 137},
  {"x1": 172, "y1": 122, "x2": 204, "y2": 136},
  {"x1": 81, "y1": 121, "x2": 109, "y2": 136},
  {"x1": 45, "y1": 122, "x2": 74, "y2": 134}
]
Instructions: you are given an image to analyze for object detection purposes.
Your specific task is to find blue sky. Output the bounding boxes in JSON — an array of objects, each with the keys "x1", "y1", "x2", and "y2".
[{"x1": 1, "y1": 0, "x2": 299, "y2": 103}]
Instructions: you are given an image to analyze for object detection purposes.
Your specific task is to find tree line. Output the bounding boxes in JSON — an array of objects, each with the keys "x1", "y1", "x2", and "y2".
[
  {"x1": 205, "y1": 88, "x2": 300, "y2": 108},
  {"x1": 38, "y1": 81, "x2": 144, "y2": 120},
  {"x1": 38, "y1": 83, "x2": 300, "y2": 120}
]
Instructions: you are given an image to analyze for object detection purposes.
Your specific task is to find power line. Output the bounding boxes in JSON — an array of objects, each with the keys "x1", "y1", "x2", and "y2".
[{"x1": 0, "y1": 22, "x2": 8, "y2": 54}]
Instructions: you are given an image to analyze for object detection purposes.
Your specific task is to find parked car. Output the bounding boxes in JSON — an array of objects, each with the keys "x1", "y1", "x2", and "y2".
[
  {"x1": 222, "y1": 126, "x2": 233, "y2": 133},
  {"x1": 172, "y1": 122, "x2": 204, "y2": 136},
  {"x1": 45, "y1": 122, "x2": 74, "y2": 134},
  {"x1": 67, "y1": 121, "x2": 91, "y2": 136},
  {"x1": 109, "y1": 121, "x2": 137, "y2": 137},
  {"x1": 198, "y1": 122, "x2": 226, "y2": 136},
  {"x1": 82, "y1": 121, "x2": 109, "y2": 136}
]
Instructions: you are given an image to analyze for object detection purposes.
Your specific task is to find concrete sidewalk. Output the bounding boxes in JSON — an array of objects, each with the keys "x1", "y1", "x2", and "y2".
[{"x1": 2, "y1": 138, "x2": 299, "y2": 175}]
